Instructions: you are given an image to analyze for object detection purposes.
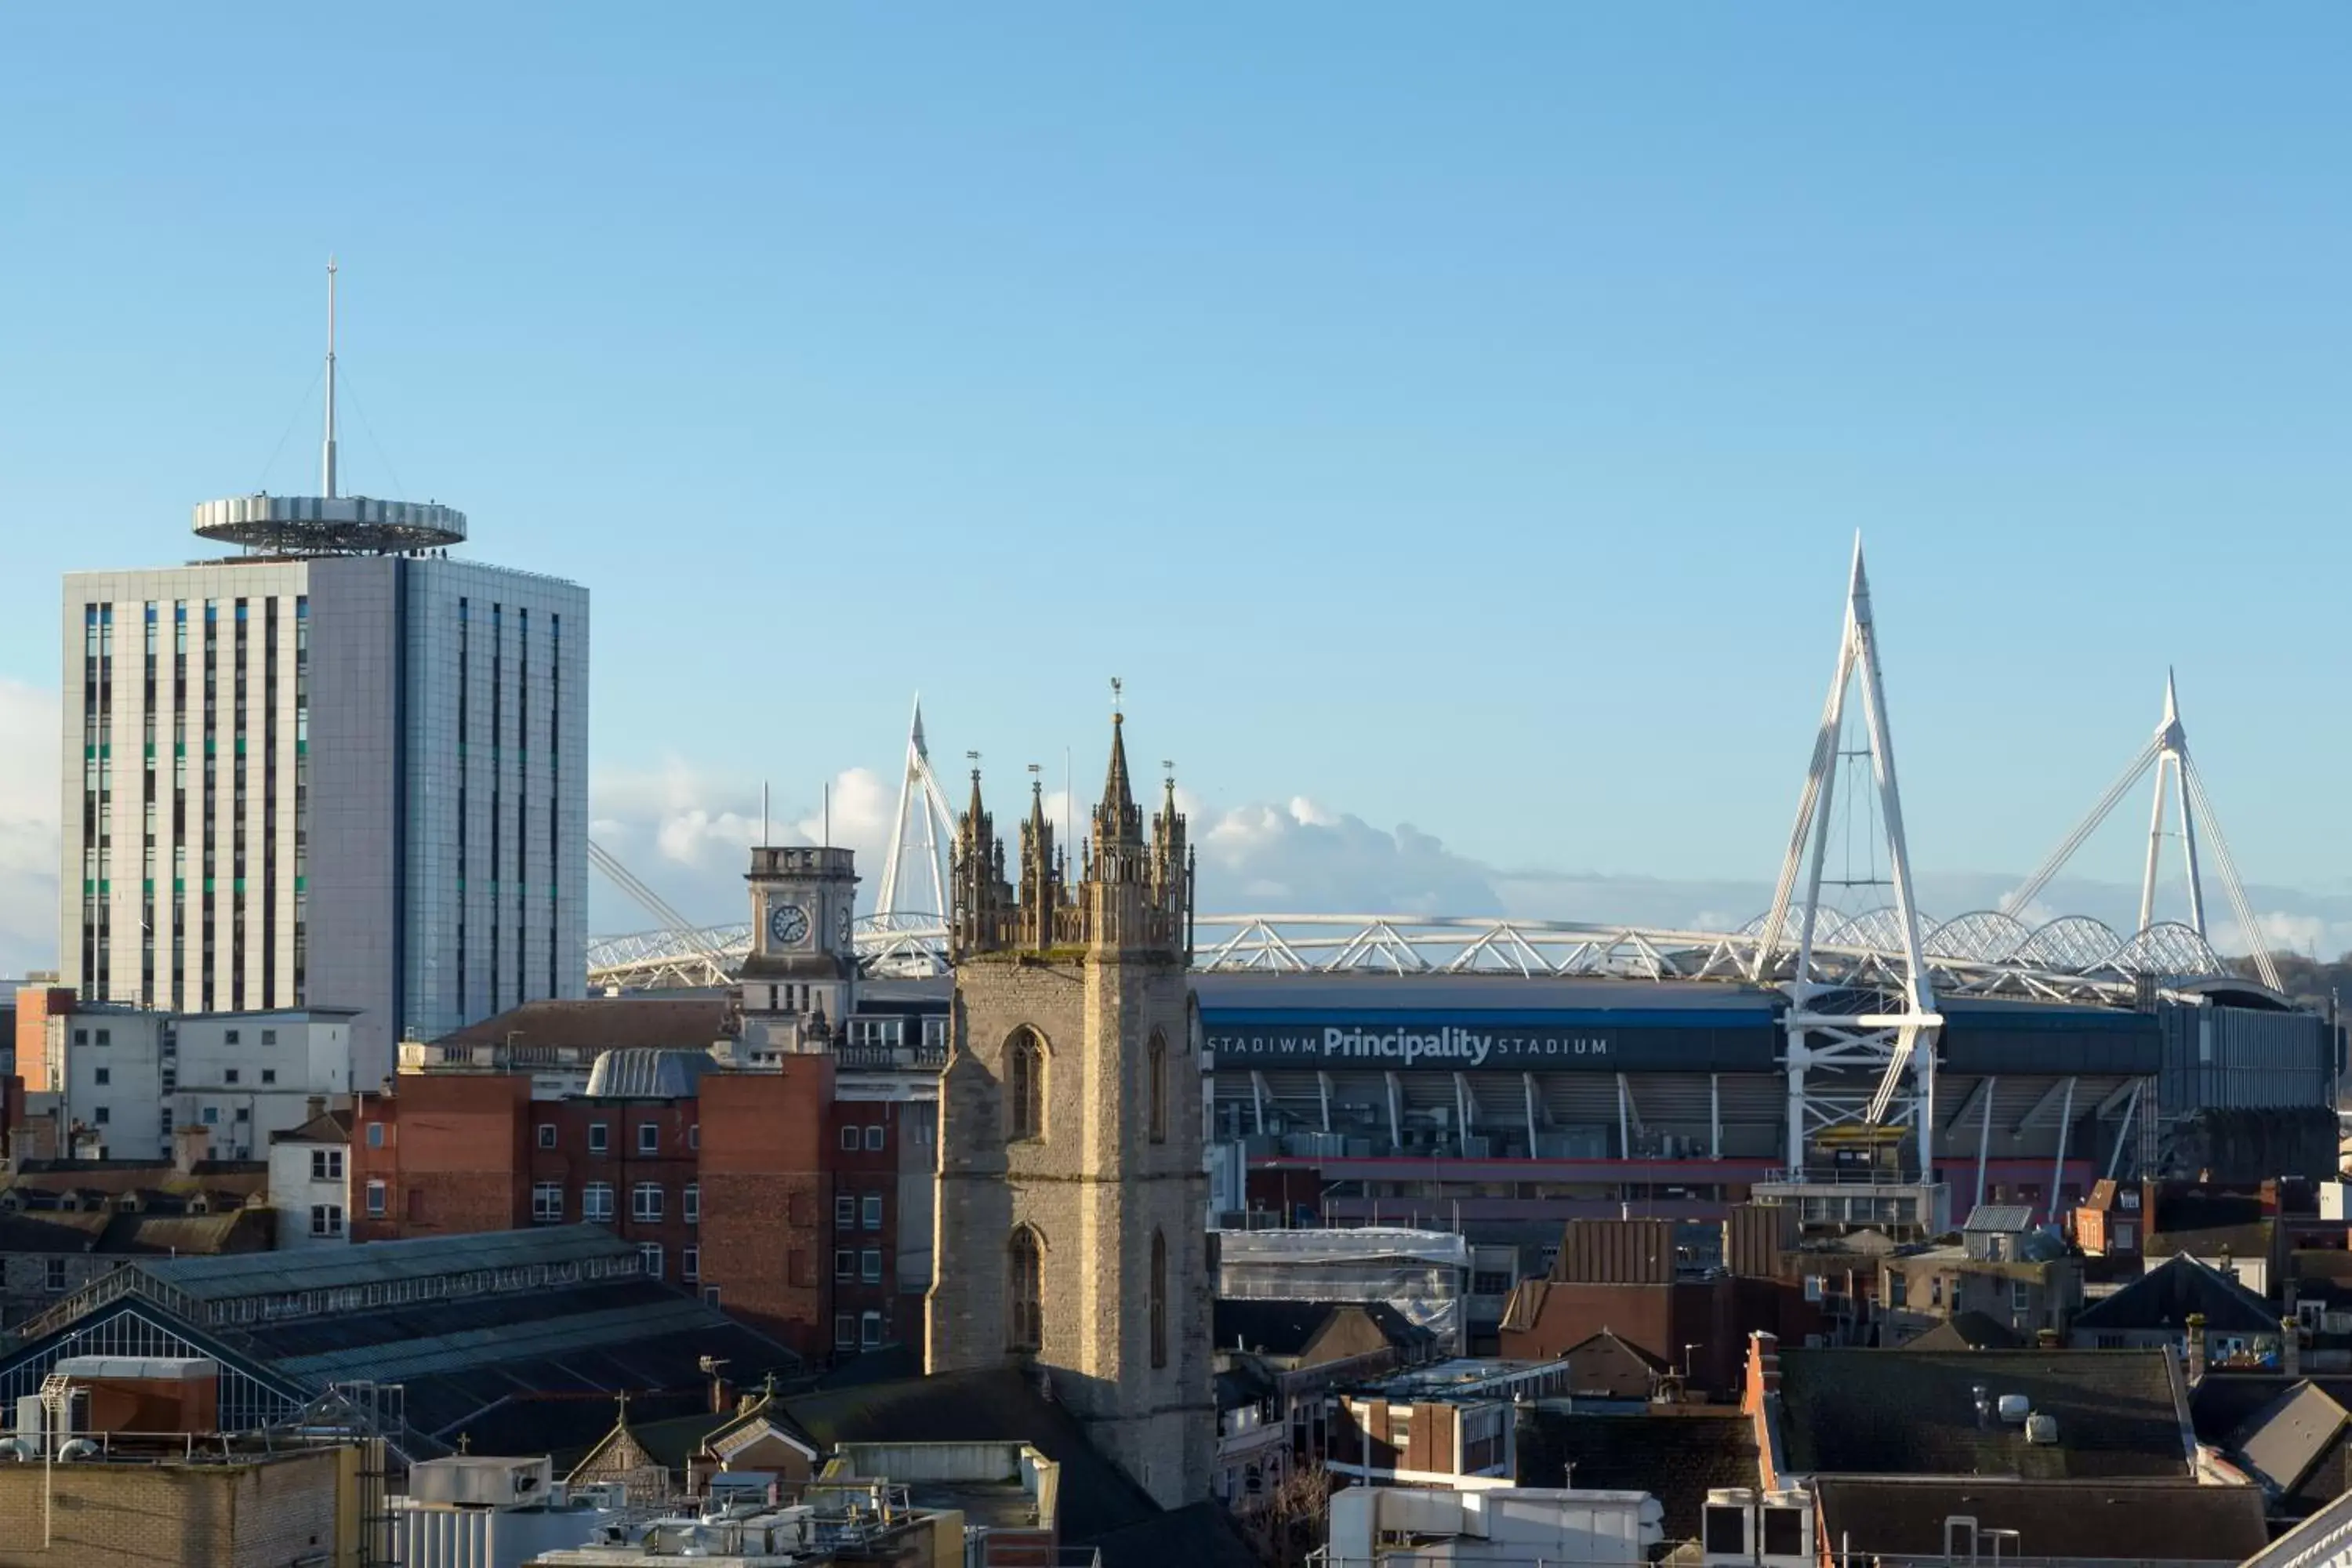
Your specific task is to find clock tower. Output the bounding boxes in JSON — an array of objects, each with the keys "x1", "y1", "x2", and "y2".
[{"x1": 739, "y1": 844, "x2": 860, "y2": 1030}]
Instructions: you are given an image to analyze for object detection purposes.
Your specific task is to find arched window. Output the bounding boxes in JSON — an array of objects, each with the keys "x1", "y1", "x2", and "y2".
[
  {"x1": 1147, "y1": 1029, "x2": 1168, "y2": 1144},
  {"x1": 1009, "y1": 1226, "x2": 1044, "y2": 1352},
  {"x1": 1150, "y1": 1229, "x2": 1168, "y2": 1369},
  {"x1": 1006, "y1": 1028, "x2": 1045, "y2": 1141}
]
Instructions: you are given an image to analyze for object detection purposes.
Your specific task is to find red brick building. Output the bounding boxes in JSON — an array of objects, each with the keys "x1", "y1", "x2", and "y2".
[
  {"x1": 350, "y1": 1054, "x2": 842, "y2": 1360},
  {"x1": 824, "y1": 1098, "x2": 907, "y2": 1356}
]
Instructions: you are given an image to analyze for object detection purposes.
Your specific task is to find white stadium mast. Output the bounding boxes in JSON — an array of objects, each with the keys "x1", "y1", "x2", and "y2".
[
  {"x1": 2005, "y1": 671, "x2": 2282, "y2": 993},
  {"x1": 869, "y1": 695, "x2": 959, "y2": 975},
  {"x1": 1751, "y1": 537, "x2": 1943, "y2": 1185}
]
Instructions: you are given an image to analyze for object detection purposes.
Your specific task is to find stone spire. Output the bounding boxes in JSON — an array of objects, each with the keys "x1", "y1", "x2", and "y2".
[
  {"x1": 1094, "y1": 710, "x2": 1142, "y2": 851},
  {"x1": 952, "y1": 762, "x2": 1011, "y2": 957},
  {"x1": 1018, "y1": 769, "x2": 1063, "y2": 947}
]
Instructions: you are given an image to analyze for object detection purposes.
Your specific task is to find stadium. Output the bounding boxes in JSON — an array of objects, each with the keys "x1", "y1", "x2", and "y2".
[{"x1": 583, "y1": 551, "x2": 2341, "y2": 1241}]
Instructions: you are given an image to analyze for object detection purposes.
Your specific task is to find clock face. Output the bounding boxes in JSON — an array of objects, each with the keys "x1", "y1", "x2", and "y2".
[
  {"x1": 837, "y1": 904, "x2": 853, "y2": 944},
  {"x1": 768, "y1": 902, "x2": 811, "y2": 948}
]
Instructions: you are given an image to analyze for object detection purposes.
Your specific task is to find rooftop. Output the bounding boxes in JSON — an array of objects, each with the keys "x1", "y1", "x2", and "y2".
[
  {"x1": 136, "y1": 1221, "x2": 630, "y2": 1304},
  {"x1": 1516, "y1": 1409, "x2": 1757, "y2": 1544},
  {"x1": 1812, "y1": 1477, "x2": 2268, "y2": 1565},
  {"x1": 2071, "y1": 1254, "x2": 2281, "y2": 1336},
  {"x1": 1773, "y1": 1348, "x2": 2190, "y2": 1479},
  {"x1": 430, "y1": 997, "x2": 735, "y2": 1052}
]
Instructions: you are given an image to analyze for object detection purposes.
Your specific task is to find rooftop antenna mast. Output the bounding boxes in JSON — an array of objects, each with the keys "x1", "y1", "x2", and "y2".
[{"x1": 322, "y1": 256, "x2": 339, "y2": 499}]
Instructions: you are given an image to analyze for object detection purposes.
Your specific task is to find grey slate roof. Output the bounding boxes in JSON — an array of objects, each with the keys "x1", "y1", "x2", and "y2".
[
  {"x1": 1813, "y1": 1477, "x2": 2267, "y2": 1563},
  {"x1": 2071, "y1": 1254, "x2": 2281, "y2": 1336},
  {"x1": 2229, "y1": 1382, "x2": 2351, "y2": 1497},
  {"x1": 1775, "y1": 1348, "x2": 2189, "y2": 1479}
]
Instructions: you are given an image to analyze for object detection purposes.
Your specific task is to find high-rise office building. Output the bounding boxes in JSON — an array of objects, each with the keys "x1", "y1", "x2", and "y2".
[{"x1": 59, "y1": 263, "x2": 588, "y2": 1086}]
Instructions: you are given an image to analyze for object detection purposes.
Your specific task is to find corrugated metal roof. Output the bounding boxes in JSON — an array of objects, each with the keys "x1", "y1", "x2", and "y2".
[
  {"x1": 1964, "y1": 1204, "x2": 2037, "y2": 1232},
  {"x1": 585, "y1": 1047, "x2": 715, "y2": 1099},
  {"x1": 274, "y1": 1295, "x2": 718, "y2": 1381},
  {"x1": 140, "y1": 1223, "x2": 633, "y2": 1301}
]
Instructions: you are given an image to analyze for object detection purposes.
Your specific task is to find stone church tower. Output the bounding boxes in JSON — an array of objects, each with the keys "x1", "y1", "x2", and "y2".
[{"x1": 925, "y1": 707, "x2": 1213, "y2": 1508}]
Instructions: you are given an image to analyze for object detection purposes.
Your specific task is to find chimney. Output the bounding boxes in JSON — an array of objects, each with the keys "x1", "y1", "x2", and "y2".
[
  {"x1": 2283, "y1": 1318, "x2": 2303, "y2": 1380},
  {"x1": 173, "y1": 1123, "x2": 211, "y2": 1176},
  {"x1": 2185, "y1": 1312, "x2": 2209, "y2": 1382},
  {"x1": 305, "y1": 1095, "x2": 327, "y2": 1123}
]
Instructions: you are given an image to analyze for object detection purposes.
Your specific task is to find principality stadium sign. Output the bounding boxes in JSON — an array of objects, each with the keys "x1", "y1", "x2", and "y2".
[{"x1": 1207, "y1": 1024, "x2": 1645, "y2": 1069}]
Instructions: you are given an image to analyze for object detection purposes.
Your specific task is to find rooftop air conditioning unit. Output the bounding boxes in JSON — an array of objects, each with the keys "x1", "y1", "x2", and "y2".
[
  {"x1": 1997, "y1": 1394, "x2": 2031, "y2": 1424},
  {"x1": 2024, "y1": 1413, "x2": 2060, "y2": 1446}
]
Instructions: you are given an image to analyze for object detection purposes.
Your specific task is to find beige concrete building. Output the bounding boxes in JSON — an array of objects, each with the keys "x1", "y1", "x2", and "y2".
[{"x1": 925, "y1": 711, "x2": 1214, "y2": 1508}]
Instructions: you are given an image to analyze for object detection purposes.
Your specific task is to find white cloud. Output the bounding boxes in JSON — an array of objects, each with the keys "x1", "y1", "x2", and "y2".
[
  {"x1": 0, "y1": 677, "x2": 60, "y2": 978},
  {"x1": 587, "y1": 759, "x2": 896, "y2": 930}
]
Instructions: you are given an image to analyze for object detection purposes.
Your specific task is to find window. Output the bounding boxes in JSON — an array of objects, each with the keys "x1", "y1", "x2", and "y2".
[
  {"x1": 835, "y1": 1250, "x2": 855, "y2": 1282},
  {"x1": 224, "y1": 1029, "x2": 238, "y2": 1044},
  {"x1": 835, "y1": 1314, "x2": 857, "y2": 1349},
  {"x1": 1886, "y1": 1273, "x2": 1907, "y2": 1308},
  {"x1": 234, "y1": 1108, "x2": 249, "y2": 1123},
  {"x1": 836, "y1": 1195, "x2": 856, "y2": 1229},
  {"x1": 2120, "y1": 1189, "x2": 2141, "y2": 1211},
  {"x1": 260, "y1": 1069, "x2": 276, "y2": 1085},
  {"x1": 637, "y1": 1123, "x2": 659, "y2": 1154},
  {"x1": 365, "y1": 1180, "x2": 386, "y2": 1217},
  {"x1": 201, "y1": 1106, "x2": 218, "y2": 1125},
  {"x1": 584, "y1": 1182, "x2": 614, "y2": 1221},
  {"x1": 366, "y1": 1123, "x2": 384, "y2": 1149},
  {"x1": 632, "y1": 1182, "x2": 664, "y2": 1221},
  {"x1": 865, "y1": 1124, "x2": 884, "y2": 1152},
  {"x1": 1148, "y1": 1030, "x2": 1167, "y2": 1143},
  {"x1": 311, "y1": 1149, "x2": 343, "y2": 1181},
  {"x1": 95, "y1": 1029, "x2": 110, "y2": 1046},
  {"x1": 862, "y1": 1193, "x2": 883, "y2": 1230},
  {"x1": 1008, "y1": 1226, "x2": 1043, "y2": 1351},
  {"x1": 260, "y1": 1029, "x2": 277, "y2": 1045},
  {"x1": 683, "y1": 1246, "x2": 700, "y2": 1282},
  {"x1": 224, "y1": 1069, "x2": 240, "y2": 1084},
  {"x1": 703, "y1": 1286, "x2": 723, "y2": 1306},
  {"x1": 639, "y1": 1243, "x2": 662, "y2": 1279},
  {"x1": 2012, "y1": 1280, "x2": 2031, "y2": 1314},
  {"x1": 532, "y1": 1182, "x2": 564, "y2": 1223},
  {"x1": 861, "y1": 1248, "x2": 882, "y2": 1283},
  {"x1": 44, "y1": 1258, "x2": 67, "y2": 1292},
  {"x1": 1151, "y1": 1229, "x2": 1168, "y2": 1368},
  {"x1": 73, "y1": 1029, "x2": 87, "y2": 1046},
  {"x1": 684, "y1": 1183, "x2": 699, "y2": 1224},
  {"x1": 861, "y1": 1310, "x2": 883, "y2": 1348},
  {"x1": 688, "y1": 1123, "x2": 699, "y2": 1150},
  {"x1": 310, "y1": 1204, "x2": 343, "y2": 1237},
  {"x1": 93, "y1": 1106, "x2": 111, "y2": 1126},
  {"x1": 2114, "y1": 1221, "x2": 2135, "y2": 1249},
  {"x1": 93, "y1": 1068, "x2": 110, "y2": 1086},
  {"x1": 1007, "y1": 1027, "x2": 1044, "y2": 1140},
  {"x1": 537, "y1": 1124, "x2": 557, "y2": 1149},
  {"x1": 588, "y1": 1123, "x2": 608, "y2": 1154},
  {"x1": 839, "y1": 1125, "x2": 859, "y2": 1152}
]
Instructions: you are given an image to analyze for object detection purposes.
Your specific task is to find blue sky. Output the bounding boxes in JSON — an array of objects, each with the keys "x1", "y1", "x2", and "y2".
[{"x1": 3, "y1": 6, "x2": 2349, "y2": 956}]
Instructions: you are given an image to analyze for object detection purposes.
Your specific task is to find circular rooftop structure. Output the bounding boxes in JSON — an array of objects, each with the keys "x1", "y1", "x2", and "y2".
[{"x1": 193, "y1": 493, "x2": 466, "y2": 556}]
